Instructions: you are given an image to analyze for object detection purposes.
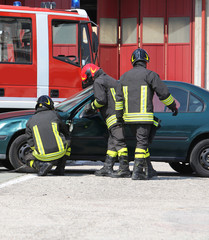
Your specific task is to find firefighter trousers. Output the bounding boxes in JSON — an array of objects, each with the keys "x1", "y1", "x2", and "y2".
[
  {"x1": 107, "y1": 124, "x2": 128, "y2": 158},
  {"x1": 129, "y1": 124, "x2": 152, "y2": 158}
]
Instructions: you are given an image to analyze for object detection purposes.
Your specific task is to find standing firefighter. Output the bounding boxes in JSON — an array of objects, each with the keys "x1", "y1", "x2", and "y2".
[
  {"x1": 115, "y1": 48, "x2": 178, "y2": 180},
  {"x1": 81, "y1": 64, "x2": 131, "y2": 178},
  {"x1": 25, "y1": 95, "x2": 71, "y2": 176}
]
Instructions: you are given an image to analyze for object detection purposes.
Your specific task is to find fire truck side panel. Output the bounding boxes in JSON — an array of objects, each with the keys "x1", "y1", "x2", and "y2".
[{"x1": 0, "y1": 11, "x2": 37, "y2": 97}]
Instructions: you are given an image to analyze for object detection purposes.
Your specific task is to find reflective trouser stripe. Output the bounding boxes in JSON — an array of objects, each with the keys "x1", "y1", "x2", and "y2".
[
  {"x1": 118, "y1": 147, "x2": 128, "y2": 157},
  {"x1": 135, "y1": 148, "x2": 150, "y2": 159},
  {"x1": 30, "y1": 160, "x2": 34, "y2": 168},
  {"x1": 107, "y1": 150, "x2": 117, "y2": 158}
]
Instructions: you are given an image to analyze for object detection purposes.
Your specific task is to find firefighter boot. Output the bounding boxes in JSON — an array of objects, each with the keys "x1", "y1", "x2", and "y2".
[
  {"x1": 94, "y1": 155, "x2": 116, "y2": 177},
  {"x1": 146, "y1": 157, "x2": 158, "y2": 178},
  {"x1": 38, "y1": 162, "x2": 53, "y2": 176},
  {"x1": 132, "y1": 158, "x2": 148, "y2": 180},
  {"x1": 111, "y1": 156, "x2": 131, "y2": 178},
  {"x1": 53, "y1": 156, "x2": 67, "y2": 176}
]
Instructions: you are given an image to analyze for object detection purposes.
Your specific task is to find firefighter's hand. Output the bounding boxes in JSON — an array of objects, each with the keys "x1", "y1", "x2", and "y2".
[
  {"x1": 172, "y1": 107, "x2": 178, "y2": 116},
  {"x1": 83, "y1": 103, "x2": 97, "y2": 116},
  {"x1": 117, "y1": 117, "x2": 124, "y2": 125}
]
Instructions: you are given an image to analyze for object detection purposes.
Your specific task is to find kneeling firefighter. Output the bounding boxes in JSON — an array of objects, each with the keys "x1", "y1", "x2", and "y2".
[
  {"x1": 115, "y1": 48, "x2": 178, "y2": 180},
  {"x1": 25, "y1": 95, "x2": 71, "y2": 176},
  {"x1": 81, "y1": 64, "x2": 131, "y2": 178}
]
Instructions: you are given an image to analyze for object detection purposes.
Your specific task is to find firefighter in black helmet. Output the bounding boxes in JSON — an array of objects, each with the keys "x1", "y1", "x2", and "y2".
[
  {"x1": 24, "y1": 95, "x2": 71, "y2": 176},
  {"x1": 115, "y1": 48, "x2": 178, "y2": 180},
  {"x1": 81, "y1": 64, "x2": 131, "y2": 178}
]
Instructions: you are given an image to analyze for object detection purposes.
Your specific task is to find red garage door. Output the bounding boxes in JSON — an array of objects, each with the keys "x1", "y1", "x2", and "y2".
[
  {"x1": 97, "y1": 0, "x2": 119, "y2": 79},
  {"x1": 141, "y1": 0, "x2": 193, "y2": 82}
]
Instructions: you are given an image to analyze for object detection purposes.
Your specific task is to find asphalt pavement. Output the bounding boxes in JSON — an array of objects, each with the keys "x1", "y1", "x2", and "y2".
[{"x1": 0, "y1": 161, "x2": 209, "y2": 240}]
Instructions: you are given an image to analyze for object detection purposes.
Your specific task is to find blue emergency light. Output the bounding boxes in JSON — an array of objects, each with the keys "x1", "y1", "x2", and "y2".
[
  {"x1": 71, "y1": 0, "x2": 80, "y2": 9},
  {"x1": 13, "y1": 1, "x2": 22, "y2": 6}
]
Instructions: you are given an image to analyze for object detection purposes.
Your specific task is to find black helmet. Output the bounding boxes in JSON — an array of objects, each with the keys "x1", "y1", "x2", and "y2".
[
  {"x1": 131, "y1": 48, "x2": 150, "y2": 66},
  {"x1": 35, "y1": 95, "x2": 54, "y2": 110}
]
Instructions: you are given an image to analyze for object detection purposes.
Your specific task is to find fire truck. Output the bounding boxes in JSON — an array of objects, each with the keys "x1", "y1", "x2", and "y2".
[{"x1": 0, "y1": 3, "x2": 98, "y2": 112}]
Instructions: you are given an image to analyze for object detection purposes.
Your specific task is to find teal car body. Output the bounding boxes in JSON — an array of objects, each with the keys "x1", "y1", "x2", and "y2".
[{"x1": 1, "y1": 81, "x2": 209, "y2": 176}]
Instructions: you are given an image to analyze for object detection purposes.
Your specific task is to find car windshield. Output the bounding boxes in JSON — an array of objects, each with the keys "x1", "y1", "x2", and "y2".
[{"x1": 56, "y1": 86, "x2": 93, "y2": 112}]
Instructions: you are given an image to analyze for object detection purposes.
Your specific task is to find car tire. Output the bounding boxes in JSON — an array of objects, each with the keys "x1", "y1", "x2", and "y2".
[
  {"x1": 9, "y1": 134, "x2": 36, "y2": 173},
  {"x1": 190, "y1": 139, "x2": 209, "y2": 177},
  {"x1": 169, "y1": 162, "x2": 194, "y2": 175},
  {"x1": 1, "y1": 158, "x2": 14, "y2": 170}
]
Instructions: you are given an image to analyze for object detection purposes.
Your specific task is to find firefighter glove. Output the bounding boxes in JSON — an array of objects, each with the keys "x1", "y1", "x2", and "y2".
[
  {"x1": 83, "y1": 103, "x2": 97, "y2": 115},
  {"x1": 172, "y1": 107, "x2": 178, "y2": 116},
  {"x1": 117, "y1": 117, "x2": 124, "y2": 125}
]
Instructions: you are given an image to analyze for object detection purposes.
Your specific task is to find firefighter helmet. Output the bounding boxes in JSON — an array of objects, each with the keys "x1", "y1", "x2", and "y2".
[
  {"x1": 81, "y1": 63, "x2": 100, "y2": 88},
  {"x1": 131, "y1": 48, "x2": 150, "y2": 65},
  {"x1": 35, "y1": 95, "x2": 54, "y2": 110}
]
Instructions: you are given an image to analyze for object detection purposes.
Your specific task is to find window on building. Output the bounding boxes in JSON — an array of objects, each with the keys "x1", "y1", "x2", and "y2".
[
  {"x1": 100, "y1": 18, "x2": 118, "y2": 44},
  {"x1": 168, "y1": 17, "x2": 190, "y2": 43},
  {"x1": 52, "y1": 20, "x2": 79, "y2": 66},
  {"x1": 143, "y1": 17, "x2": 164, "y2": 43},
  {"x1": 0, "y1": 17, "x2": 32, "y2": 64},
  {"x1": 122, "y1": 18, "x2": 137, "y2": 44}
]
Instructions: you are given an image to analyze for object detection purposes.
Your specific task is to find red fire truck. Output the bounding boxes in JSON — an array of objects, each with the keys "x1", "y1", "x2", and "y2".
[{"x1": 0, "y1": 3, "x2": 98, "y2": 112}]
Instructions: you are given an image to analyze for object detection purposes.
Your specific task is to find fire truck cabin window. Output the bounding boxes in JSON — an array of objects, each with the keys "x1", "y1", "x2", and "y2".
[
  {"x1": 52, "y1": 20, "x2": 79, "y2": 66},
  {"x1": 0, "y1": 17, "x2": 32, "y2": 64}
]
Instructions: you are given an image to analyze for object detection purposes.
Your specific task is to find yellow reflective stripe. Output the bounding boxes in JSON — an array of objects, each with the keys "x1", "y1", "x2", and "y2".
[
  {"x1": 115, "y1": 101, "x2": 123, "y2": 110},
  {"x1": 153, "y1": 120, "x2": 159, "y2": 127},
  {"x1": 66, "y1": 147, "x2": 71, "y2": 156},
  {"x1": 161, "y1": 94, "x2": 174, "y2": 106},
  {"x1": 123, "y1": 112, "x2": 153, "y2": 122},
  {"x1": 110, "y1": 88, "x2": 116, "y2": 102},
  {"x1": 107, "y1": 150, "x2": 118, "y2": 157},
  {"x1": 135, "y1": 148, "x2": 150, "y2": 159},
  {"x1": 135, "y1": 148, "x2": 146, "y2": 159},
  {"x1": 94, "y1": 99, "x2": 104, "y2": 108},
  {"x1": 146, "y1": 148, "x2": 150, "y2": 158},
  {"x1": 29, "y1": 160, "x2": 34, "y2": 168},
  {"x1": 30, "y1": 146, "x2": 35, "y2": 150},
  {"x1": 141, "y1": 85, "x2": 147, "y2": 113},
  {"x1": 33, "y1": 149, "x2": 66, "y2": 161},
  {"x1": 33, "y1": 125, "x2": 45, "y2": 155},
  {"x1": 118, "y1": 147, "x2": 128, "y2": 157},
  {"x1": 52, "y1": 122, "x2": 64, "y2": 151},
  {"x1": 106, "y1": 114, "x2": 117, "y2": 128},
  {"x1": 123, "y1": 86, "x2": 128, "y2": 113}
]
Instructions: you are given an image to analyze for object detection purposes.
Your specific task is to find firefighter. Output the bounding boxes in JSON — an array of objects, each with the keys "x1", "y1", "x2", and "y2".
[
  {"x1": 81, "y1": 63, "x2": 131, "y2": 178},
  {"x1": 25, "y1": 95, "x2": 71, "y2": 176},
  {"x1": 115, "y1": 48, "x2": 178, "y2": 180}
]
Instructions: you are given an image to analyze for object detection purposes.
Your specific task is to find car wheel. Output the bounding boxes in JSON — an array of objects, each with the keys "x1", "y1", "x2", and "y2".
[
  {"x1": 9, "y1": 134, "x2": 36, "y2": 173},
  {"x1": 190, "y1": 139, "x2": 209, "y2": 177},
  {"x1": 169, "y1": 162, "x2": 194, "y2": 175},
  {"x1": 1, "y1": 158, "x2": 14, "y2": 170}
]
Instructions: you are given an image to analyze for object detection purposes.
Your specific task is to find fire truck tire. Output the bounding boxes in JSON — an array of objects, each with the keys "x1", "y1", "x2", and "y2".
[{"x1": 9, "y1": 134, "x2": 36, "y2": 173}]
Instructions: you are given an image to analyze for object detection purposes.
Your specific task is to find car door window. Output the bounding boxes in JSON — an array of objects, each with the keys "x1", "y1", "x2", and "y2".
[
  {"x1": 188, "y1": 93, "x2": 203, "y2": 112},
  {"x1": 153, "y1": 86, "x2": 188, "y2": 112}
]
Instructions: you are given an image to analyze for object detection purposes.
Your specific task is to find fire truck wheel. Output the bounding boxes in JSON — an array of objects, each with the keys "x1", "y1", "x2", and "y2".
[{"x1": 9, "y1": 134, "x2": 36, "y2": 173}]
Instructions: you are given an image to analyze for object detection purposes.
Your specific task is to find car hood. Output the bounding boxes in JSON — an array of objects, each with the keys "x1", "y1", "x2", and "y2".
[{"x1": 0, "y1": 110, "x2": 35, "y2": 120}]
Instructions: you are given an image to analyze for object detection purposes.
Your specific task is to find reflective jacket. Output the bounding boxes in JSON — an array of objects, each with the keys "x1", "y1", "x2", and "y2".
[
  {"x1": 115, "y1": 62, "x2": 176, "y2": 124},
  {"x1": 92, "y1": 69, "x2": 119, "y2": 129},
  {"x1": 26, "y1": 107, "x2": 71, "y2": 161}
]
